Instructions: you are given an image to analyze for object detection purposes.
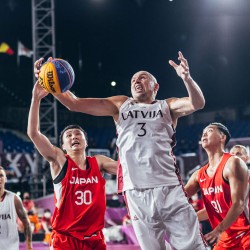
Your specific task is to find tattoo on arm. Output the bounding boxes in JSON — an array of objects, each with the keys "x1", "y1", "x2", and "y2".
[{"x1": 15, "y1": 196, "x2": 32, "y2": 244}]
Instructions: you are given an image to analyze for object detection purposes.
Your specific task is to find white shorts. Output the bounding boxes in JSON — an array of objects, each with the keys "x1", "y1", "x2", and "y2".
[{"x1": 125, "y1": 185, "x2": 206, "y2": 250}]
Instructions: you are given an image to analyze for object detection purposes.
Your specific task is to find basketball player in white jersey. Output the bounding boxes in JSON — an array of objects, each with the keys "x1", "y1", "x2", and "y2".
[
  {"x1": 0, "y1": 166, "x2": 33, "y2": 250},
  {"x1": 34, "y1": 51, "x2": 206, "y2": 250}
]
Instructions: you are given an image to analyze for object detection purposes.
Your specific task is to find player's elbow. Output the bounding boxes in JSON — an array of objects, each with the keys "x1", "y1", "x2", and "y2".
[
  {"x1": 27, "y1": 128, "x2": 39, "y2": 142},
  {"x1": 198, "y1": 98, "x2": 205, "y2": 110},
  {"x1": 191, "y1": 98, "x2": 205, "y2": 112},
  {"x1": 27, "y1": 128, "x2": 33, "y2": 140}
]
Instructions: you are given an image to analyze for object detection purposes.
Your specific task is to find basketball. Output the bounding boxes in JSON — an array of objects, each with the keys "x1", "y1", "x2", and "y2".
[{"x1": 38, "y1": 57, "x2": 75, "y2": 94}]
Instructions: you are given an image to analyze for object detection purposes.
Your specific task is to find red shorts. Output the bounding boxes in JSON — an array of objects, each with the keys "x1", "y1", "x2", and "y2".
[
  {"x1": 213, "y1": 230, "x2": 250, "y2": 250},
  {"x1": 50, "y1": 230, "x2": 106, "y2": 250}
]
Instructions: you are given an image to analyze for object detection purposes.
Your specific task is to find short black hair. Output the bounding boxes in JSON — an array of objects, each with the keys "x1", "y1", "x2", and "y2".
[
  {"x1": 209, "y1": 122, "x2": 231, "y2": 145},
  {"x1": 59, "y1": 125, "x2": 88, "y2": 148}
]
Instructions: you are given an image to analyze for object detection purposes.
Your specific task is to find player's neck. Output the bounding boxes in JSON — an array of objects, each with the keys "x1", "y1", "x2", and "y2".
[
  {"x1": 134, "y1": 99, "x2": 156, "y2": 104},
  {"x1": 0, "y1": 190, "x2": 6, "y2": 202},
  {"x1": 70, "y1": 153, "x2": 87, "y2": 170},
  {"x1": 207, "y1": 150, "x2": 224, "y2": 170},
  {"x1": 133, "y1": 95, "x2": 155, "y2": 104}
]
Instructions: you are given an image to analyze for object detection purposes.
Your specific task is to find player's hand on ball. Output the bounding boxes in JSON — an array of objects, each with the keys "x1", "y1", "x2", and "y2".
[
  {"x1": 34, "y1": 58, "x2": 44, "y2": 78},
  {"x1": 37, "y1": 57, "x2": 75, "y2": 94},
  {"x1": 33, "y1": 81, "x2": 49, "y2": 100}
]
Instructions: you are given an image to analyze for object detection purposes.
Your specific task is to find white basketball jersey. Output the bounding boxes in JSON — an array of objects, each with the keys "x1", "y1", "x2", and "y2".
[
  {"x1": 116, "y1": 98, "x2": 180, "y2": 192},
  {"x1": 0, "y1": 191, "x2": 19, "y2": 250}
]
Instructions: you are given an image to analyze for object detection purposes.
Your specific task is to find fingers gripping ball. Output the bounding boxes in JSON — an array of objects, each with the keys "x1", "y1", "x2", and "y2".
[{"x1": 38, "y1": 58, "x2": 75, "y2": 94}]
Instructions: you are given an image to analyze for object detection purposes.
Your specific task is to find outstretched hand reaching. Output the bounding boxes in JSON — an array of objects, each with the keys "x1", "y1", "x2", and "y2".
[{"x1": 169, "y1": 51, "x2": 191, "y2": 82}]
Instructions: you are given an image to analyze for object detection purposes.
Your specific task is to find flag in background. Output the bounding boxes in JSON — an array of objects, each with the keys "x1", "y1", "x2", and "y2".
[
  {"x1": 0, "y1": 42, "x2": 14, "y2": 55},
  {"x1": 18, "y1": 41, "x2": 33, "y2": 57}
]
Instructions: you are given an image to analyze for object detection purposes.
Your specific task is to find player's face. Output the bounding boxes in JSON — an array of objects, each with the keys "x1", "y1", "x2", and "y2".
[
  {"x1": 131, "y1": 71, "x2": 157, "y2": 102},
  {"x1": 201, "y1": 125, "x2": 224, "y2": 149},
  {"x1": 62, "y1": 129, "x2": 87, "y2": 153},
  {"x1": 230, "y1": 147, "x2": 248, "y2": 163},
  {"x1": 0, "y1": 170, "x2": 7, "y2": 189}
]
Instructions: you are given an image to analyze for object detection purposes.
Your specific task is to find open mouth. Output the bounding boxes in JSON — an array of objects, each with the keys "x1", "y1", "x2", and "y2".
[
  {"x1": 135, "y1": 85, "x2": 143, "y2": 91},
  {"x1": 72, "y1": 142, "x2": 80, "y2": 147}
]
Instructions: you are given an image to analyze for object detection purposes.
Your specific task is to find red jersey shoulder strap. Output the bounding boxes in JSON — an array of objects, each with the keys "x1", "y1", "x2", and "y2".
[
  {"x1": 86, "y1": 156, "x2": 103, "y2": 175},
  {"x1": 216, "y1": 152, "x2": 232, "y2": 183},
  {"x1": 219, "y1": 152, "x2": 232, "y2": 168}
]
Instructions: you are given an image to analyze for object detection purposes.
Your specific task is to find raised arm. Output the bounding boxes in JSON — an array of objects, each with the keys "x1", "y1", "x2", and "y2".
[
  {"x1": 55, "y1": 92, "x2": 127, "y2": 119},
  {"x1": 27, "y1": 82, "x2": 66, "y2": 179},
  {"x1": 204, "y1": 157, "x2": 249, "y2": 245},
  {"x1": 168, "y1": 51, "x2": 205, "y2": 126},
  {"x1": 34, "y1": 58, "x2": 127, "y2": 120},
  {"x1": 14, "y1": 195, "x2": 33, "y2": 250}
]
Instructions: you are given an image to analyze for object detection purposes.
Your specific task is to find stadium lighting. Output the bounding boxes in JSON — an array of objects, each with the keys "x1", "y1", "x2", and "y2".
[{"x1": 111, "y1": 81, "x2": 116, "y2": 87}]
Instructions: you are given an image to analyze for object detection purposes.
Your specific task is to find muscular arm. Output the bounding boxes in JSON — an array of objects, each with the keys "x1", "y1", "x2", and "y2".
[
  {"x1": 14, "y1": 196, "x2": 32, "y2": 250},
  {"x1": 217, "y1": 157, "x2": 248, "y2": 231},
  {"x1": 96, "y1": 155, "x2": 117, "y2": 175},
  {"x1": 34, "y1": 57, "x2": 126, "y2": 121},
  {"x1": 168, "y1": 52, "x2": 205, "y2": 127},
  {"x1": 27, "y1": 82, "x2": 66, "y2": 179},
  {"x1": 54, "y1": 91, "x2": 127, "y2": 120},
  {"x1": 205, "y1": 157, "x2": 249, "y2": 245}
]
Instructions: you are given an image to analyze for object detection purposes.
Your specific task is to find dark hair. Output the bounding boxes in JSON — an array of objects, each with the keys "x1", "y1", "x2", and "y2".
[
  {"x1": 59, "y1": 125, "x2": 88, "y2": 148},
  {"x1": 209, "y1": 122, "x2": 231, "y2": 145}
]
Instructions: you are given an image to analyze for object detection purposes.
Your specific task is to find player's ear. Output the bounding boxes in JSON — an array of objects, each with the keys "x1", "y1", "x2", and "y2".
[
  {"x1": 154, "y1": 83, "x2": 159, "y2": 92},
  {"x1": 246, "y1": 155, "x2": 250, "y2": 163},
  {"x1": 221, "y1": 134, "x2": 227, "y2": 145}
]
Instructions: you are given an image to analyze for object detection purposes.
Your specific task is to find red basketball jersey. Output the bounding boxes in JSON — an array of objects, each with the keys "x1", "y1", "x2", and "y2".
[
  {"x1": 52, "y1": 155, "x2": 106, "y2": 240},
  {"x1": 198, "y1": 153, "x2": 250, "y2": 247}
]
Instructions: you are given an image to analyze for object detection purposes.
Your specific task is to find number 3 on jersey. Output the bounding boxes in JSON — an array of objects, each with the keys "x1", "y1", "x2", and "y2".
[
  {"x1": 75, "y1": 190, "x2": 92, "y2": 205},
  {"x1": 137, "y1": 123, "x2": 146, "y2": 137}
]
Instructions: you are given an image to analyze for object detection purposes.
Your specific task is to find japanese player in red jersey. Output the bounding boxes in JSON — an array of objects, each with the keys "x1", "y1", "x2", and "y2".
[
  {"x1": 185, "y1": 123, "x2": 250, "y2": 250},
  {"x1": 27, "y1": 81, "x2": 117, "y2": 250}
]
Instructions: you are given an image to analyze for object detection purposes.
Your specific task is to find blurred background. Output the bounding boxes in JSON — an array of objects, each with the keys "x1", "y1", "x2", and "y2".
[{"x1": 0, "y1": 0, "x2": 250, "y2": 248}]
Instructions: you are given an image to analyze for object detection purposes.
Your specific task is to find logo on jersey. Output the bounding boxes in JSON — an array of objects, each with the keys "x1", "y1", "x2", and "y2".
[
  {"x1": 132, "y1": 215, "x2": 139, "y2": 221},
  {"x1": 121, "y1": 109, "x2": 163, "y2": 120},
  {"x1": 69, "y1": 176, "x2": 98, "y2": 185},
  {"x1": 200, "y1": 178, "x2": 206, "y2": 183},
  {"x1": 202, "y1": 185, "x2": 223, "y2": 196},
  {"x1": 0, "y1": 214, "x2": 11, "y2": 220}
]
